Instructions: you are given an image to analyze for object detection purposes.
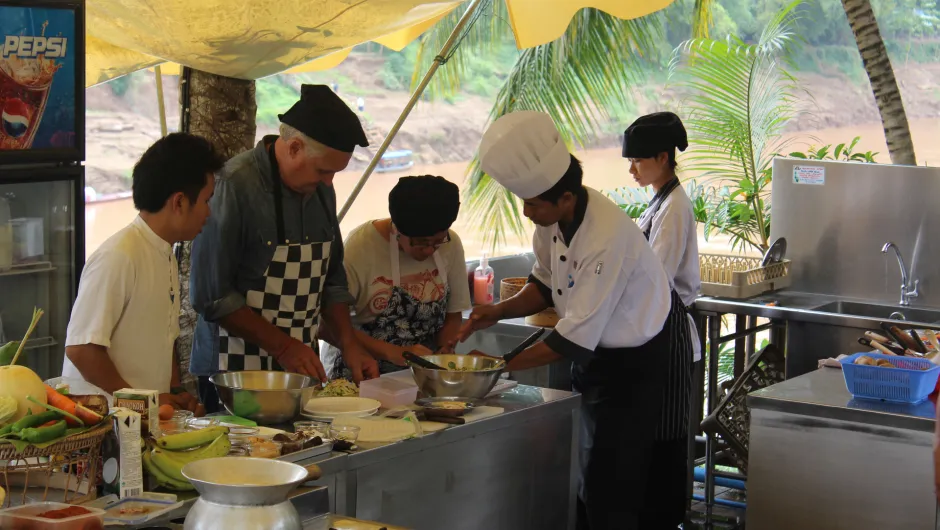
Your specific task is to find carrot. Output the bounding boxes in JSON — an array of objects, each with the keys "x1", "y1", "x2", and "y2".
[{"x1": 44, "y1": 385, "x2": 80, "y2": 426}]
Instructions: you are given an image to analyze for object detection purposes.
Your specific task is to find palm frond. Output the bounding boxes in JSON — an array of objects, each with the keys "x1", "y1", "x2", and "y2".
[
  {"x1": 692, "y1": 0, "x2": 715, "y2": 39},
  {"x1": 668, "y1": 0, "x2": 805, "y2": 252},
  {"x1": 410, "y1": 0, "x2": 513, "y2": 99},
  {"x1": 462, "y1": 10, "x2": 665, "y2": 249}
]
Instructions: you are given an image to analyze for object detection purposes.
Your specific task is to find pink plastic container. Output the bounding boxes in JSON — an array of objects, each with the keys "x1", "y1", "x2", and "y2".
[
  {"x1": 0, "y1": 502, "x2": 106, "y2": 530},
  {"x1": 360, "y1": 376, "x2": 418, "y2": 409}
]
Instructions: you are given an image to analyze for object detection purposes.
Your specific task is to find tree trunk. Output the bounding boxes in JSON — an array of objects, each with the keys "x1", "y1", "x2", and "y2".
[
  {"x1": 174, "y1": 69, "x2": 257, "y2": 394},
  {"x1": 841, "y1": 0, "x2": 916, "y2": 166}
]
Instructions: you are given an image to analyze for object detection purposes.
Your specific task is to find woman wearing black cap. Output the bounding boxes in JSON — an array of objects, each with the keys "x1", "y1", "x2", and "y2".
[
  {"x1": 322, "y1": 175, "x2": 472, "y2": 378},
  {"x1": 624, "y1": 112, "x2": 702, "y2": 354}
]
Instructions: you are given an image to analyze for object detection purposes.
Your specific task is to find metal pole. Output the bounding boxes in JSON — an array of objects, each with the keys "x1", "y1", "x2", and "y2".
[
  {"x1": 337, "y1": 0, "x2": 487, "y2": 222},
  {"x1": 154, "y1": 65, "x2": 168, "y2": 137}
]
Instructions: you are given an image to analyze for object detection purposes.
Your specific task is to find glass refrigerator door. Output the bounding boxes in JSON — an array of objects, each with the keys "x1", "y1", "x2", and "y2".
[{"x1": 0, "y1": 169, "x2": 81, "y2": 380}]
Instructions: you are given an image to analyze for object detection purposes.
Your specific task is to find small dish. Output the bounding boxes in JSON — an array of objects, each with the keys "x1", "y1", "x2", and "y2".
[
  {"x1": 294, "y1": 420, "x2": 330, "y2": 439},
  {"x1": 415, "y1": 396, "x2": 481, "y2": 417},
  {"x1": 329, "y1": 424, "x2": 361, "y2": 442},
  {"x1": 185, "y1": 417, "x2": 220, "y2": 430}
]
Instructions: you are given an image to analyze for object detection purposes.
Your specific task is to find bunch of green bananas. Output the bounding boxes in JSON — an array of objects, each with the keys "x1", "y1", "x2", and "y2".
[{"x1": 143, "y1": 426, "x2": 230, "y2": 491}]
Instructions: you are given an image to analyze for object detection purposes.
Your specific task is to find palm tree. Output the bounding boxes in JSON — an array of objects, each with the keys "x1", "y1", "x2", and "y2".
[
  {"x1": 667, "y1": 0, "x2": 804, "y2": 253},
  {"x1": 409, "y1": 2, "x2": 681, "y2": 248},
  {"x1": 840, "y1": 0, "x2": 916, "y2": 166}
]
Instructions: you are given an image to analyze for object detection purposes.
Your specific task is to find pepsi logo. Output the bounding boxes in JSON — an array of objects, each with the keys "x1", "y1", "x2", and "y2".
[{"x1": 1, "y1": 98, "x2": 30, "y2": 138}]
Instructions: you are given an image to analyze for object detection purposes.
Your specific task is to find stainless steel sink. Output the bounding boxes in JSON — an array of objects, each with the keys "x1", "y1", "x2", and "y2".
[{"x1": 812, "y1": 301, "x2": 940, "y2": 324}]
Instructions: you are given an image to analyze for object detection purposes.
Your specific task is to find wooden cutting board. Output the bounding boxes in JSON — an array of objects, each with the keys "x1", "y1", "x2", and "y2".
[{"x1": 419, "y1": 406, "x2": 505, "y2": 433}]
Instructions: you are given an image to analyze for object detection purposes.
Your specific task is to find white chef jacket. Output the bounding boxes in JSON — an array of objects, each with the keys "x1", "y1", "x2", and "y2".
[
  {"x1": 637, "y1": 183, "x2": 702, "y2": 361},
  {"x1": 63, "y1": 216, "x2": 180, "y2": 393},
  {"x1": 637, "y1": 185, "x2": 701, "y2": 307},
  {"x1": 532, "y1": 187, "x2": 672, "y2": 359}
]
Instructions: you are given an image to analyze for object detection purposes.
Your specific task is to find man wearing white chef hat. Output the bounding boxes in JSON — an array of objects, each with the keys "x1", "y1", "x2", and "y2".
[{"x1": 457, "y1": 111, "x2": 693, "y2": 529}]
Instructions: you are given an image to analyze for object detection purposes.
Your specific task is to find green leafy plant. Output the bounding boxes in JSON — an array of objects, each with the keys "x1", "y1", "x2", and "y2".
[
  {"x1": 667, "y1": 0, "x2": 806, "y2": 253},
  {"x1": 787, "y1": 136, "x2": 878, "y2": 162},
  {"x1": 606, "y1": 180, "x2": 711, "y2": 224}
]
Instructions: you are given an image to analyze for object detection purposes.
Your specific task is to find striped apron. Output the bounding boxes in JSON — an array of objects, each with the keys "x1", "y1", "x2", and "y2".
[{"x1": 571, "y1": 289, "x2": 692, "y2": 530}]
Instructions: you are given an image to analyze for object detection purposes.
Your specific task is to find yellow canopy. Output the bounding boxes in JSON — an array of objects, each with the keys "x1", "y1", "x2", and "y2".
[{"x1": 86, "y1": 0, "x2": 673, "y2": 87}]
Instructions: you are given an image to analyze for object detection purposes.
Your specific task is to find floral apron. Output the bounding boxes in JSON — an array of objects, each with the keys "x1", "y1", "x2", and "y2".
[{"x1": 330, "y1": 228, "x2": 450, "y2": 379}]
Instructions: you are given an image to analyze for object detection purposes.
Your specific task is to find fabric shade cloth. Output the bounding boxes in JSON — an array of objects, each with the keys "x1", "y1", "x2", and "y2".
[{"x1": 85, "y1": 0, "x2": 674, "y2": 87}]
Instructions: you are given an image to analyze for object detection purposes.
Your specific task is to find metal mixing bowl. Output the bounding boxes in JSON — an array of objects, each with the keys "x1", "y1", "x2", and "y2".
[
  {"x1": 408, "y1": 354, "x2": 505, "y2": 398},
  {"x1": 210, "y1": 371, "x2": 316, "y2": 425}
]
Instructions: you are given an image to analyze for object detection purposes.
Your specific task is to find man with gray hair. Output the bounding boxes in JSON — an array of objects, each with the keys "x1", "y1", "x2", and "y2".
[{"x1": 189, "y1": 85, "x2": 379, "y2": 412}]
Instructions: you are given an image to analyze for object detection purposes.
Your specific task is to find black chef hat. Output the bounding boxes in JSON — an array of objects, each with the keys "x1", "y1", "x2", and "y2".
[
  {"x1": 622, "y1": 112, "x2": 688, "y2": 159},
  {"x1": 277, "y1": 84, "x2": 369, "y2": 153},
  {"x1": 389, "y1": 175, "x2": 460, "y2": 238}
]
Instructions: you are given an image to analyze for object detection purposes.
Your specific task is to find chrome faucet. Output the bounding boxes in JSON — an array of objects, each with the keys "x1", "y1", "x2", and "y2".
[{"x1": 882, "y1": 242, "x2": 919, "y2": 306}]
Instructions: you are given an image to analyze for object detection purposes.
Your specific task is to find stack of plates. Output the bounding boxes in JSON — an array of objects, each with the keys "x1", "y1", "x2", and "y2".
[{"x1": 302, "y1": 397, "x2": 381, "y2": 421}]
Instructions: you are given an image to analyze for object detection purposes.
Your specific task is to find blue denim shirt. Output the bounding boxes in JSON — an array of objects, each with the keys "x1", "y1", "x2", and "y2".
[{"x1": 189, "y1": 137, "x2": 354, "y2": 376}]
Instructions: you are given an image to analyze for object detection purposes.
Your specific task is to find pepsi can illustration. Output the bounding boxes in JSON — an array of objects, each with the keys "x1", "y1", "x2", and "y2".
[{"x1": 0, "y1": 8, "x2": 76, "y2": 152}]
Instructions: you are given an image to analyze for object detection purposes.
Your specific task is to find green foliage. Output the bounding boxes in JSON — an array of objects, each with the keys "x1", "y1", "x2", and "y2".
[
  {"x1": 459, "y1": 10, "x2": 664, "y2": 248},
  {"x1": 787, "y1": 136, "x2": 879, "y2": 162},
  {"x1": 255, "y1": 77, "x2": 298, "y2": 126}
]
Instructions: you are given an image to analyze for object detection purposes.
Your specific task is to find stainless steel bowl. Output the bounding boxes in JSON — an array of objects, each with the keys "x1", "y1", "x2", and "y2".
[
  {"x1": 210, "y1": 371, "x2": 316, "y2": 425},
  {"x1": 408, "y1": 354, "x2": 505, "y2": 398}
]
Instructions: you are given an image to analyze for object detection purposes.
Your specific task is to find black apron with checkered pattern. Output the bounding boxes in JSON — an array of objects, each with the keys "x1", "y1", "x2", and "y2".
[
  {"x1": 218, "y1": 145, "x2": 333, "y2": 371},
  {"x1": 331, "y1": 228, "x2": 450, "y2": 379}
]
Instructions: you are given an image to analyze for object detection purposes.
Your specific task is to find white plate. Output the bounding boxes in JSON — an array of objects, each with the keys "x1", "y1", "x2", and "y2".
[
  {"x1": 300, "y1": 408, "x2": 379, "y2": 422},
  {"x1": 304, "y1": 397, "x2": 382, "y2": 418}
]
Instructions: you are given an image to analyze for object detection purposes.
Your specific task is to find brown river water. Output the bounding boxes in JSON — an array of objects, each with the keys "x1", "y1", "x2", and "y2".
[{"x1": 85, "y1": 118, "x2": 940, "y2": 259}]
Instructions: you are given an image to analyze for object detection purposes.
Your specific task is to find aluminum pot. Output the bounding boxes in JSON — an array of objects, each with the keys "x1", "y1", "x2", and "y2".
[
  {"x1": 210, "y1": 371, "x2": 316, "y2": 425},
  {"x1": 182, "y1": 457, "x2": 321, "y2": 530}
]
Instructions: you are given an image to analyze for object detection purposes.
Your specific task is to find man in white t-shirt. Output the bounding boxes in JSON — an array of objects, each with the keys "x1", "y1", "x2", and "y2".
[
  {"x1": 322, "y1": 175, "x2": 471, "y2": 378},
  {"x1": 63, "y1": 133, "x2": 223, "y2": 413}
]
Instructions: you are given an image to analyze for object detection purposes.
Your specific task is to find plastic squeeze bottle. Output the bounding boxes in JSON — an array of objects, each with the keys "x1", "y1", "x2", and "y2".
[{"x1": 473, "y1": 252, "x2": 495, "y2": 305}]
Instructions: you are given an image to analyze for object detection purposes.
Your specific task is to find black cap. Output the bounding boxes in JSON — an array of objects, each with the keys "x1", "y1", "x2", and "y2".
[
  {"x1": 622, "y1": 112, "x2": 688, "y2": 159},
  {"x1": 277, "y1": 84, "x2": 369, "y2": 153},
  {"x1": 389, "y1": 175, "x2": 460, "y2": 238}
]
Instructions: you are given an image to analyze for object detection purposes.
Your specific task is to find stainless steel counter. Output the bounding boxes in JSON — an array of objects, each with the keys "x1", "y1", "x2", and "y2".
[
  {"x1": 296, "y1": 385, "x2": 581, "y2": 530},
  {"x1": 127, "y1": 385, "x2": 579, "y2": 529},
  {"x1": 746, "y1": 369, "x2": 939, "y2": 529}
]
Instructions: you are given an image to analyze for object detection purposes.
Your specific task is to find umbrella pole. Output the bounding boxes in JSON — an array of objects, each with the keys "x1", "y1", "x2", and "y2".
[
  {"x1": 154, "y1": 65, "x2": 168, "y2": 137},
  {"x1": 338, "y1": 0, "x2": 486, "y2": 222}
]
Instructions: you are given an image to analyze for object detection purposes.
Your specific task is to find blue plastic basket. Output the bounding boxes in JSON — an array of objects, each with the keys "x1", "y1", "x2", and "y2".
[{"x1": 840, "y1": 352, "x2": 940, "y2": 404}]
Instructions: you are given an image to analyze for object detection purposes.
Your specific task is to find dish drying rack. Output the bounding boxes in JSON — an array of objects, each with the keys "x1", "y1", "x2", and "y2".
[{"x1": 699, "y1": 254, "x2": 791, "y2": 299}]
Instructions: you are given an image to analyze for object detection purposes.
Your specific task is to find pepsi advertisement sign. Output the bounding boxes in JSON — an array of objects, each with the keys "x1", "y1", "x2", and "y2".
[{"x1": 0, "y1": 1, "x2": 84, "y2": 164}]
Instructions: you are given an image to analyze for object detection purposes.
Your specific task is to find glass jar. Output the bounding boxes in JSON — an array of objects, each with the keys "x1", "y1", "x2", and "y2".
[
  {"x1": 249, "y1": 439, "x2": 282, "y2": 459},
  {"x1": 293, "y1": 421, "x2": 330, "y2": 440},
  {"x1": 228, "y1": 427, "x2": 260, "y2": 450}
]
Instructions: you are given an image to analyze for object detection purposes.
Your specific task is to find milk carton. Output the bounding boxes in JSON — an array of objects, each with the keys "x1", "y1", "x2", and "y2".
[
  {"x1": 114, "y1": 389, "x2": 159, "y2": 437},
  {"x1": 101, "y1": 407, "x2": 143, "y2": 498}
]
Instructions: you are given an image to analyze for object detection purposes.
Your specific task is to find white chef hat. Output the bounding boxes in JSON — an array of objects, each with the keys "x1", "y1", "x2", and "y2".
[{"x1": 479, "y1": 111, "x2": 571, "y2": 199}]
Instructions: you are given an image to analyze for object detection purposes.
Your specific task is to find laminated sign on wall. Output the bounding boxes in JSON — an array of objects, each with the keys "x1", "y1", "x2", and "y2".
[{"x1": 793, "y1": 165, "x2": 825, "y2": 185}]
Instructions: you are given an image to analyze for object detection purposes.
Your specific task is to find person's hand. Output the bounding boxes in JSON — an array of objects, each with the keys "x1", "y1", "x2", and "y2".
[
  {"x1": 454, "y1": 305, "x2": 504, "y2": 346},
  {"x1": 467, "y1": 349, "x2": 501, "y2": 360},
  {"x1": 388, "y1": 344, "x2": 435, "y2": 366},
  {"x1": 342, "y1": 340, "x2": 379, "y2": 383},
  {"x1": 276, "y1": 339, "x2": 328, "y2": 383},
  {"x1": 160, "y1": 392, "x2": 204, "y2": 415}
]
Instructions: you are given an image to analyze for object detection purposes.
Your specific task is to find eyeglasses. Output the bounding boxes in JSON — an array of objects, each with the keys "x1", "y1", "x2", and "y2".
[{"x1": 396, "y1": 232, "x2": 451, "y2": 250}]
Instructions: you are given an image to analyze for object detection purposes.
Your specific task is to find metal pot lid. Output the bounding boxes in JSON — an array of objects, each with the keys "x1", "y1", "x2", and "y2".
[{"x1": 760, "y1": 237, "x2": 787, "y2": 267}]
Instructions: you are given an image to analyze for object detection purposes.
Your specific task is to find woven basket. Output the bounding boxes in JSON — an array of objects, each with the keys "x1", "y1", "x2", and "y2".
[
  {"x1": 699, "y1": 254, "x2": 791, "y2": 299},
  {"x1": 0, "y1": 421, "x2": 112, "y2": 507},
  {"x1": 500, "y1": 277, "x2": 560, "y2": 328}
]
